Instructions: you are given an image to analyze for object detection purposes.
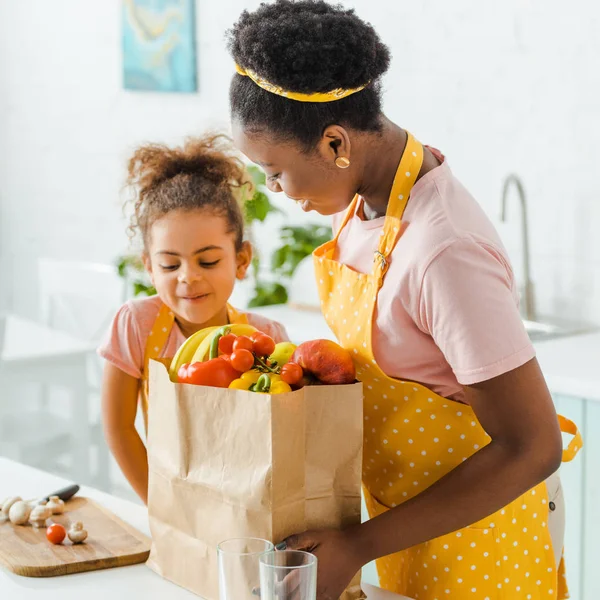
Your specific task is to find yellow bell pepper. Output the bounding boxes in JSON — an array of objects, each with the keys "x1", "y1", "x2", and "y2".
[
  {"x1": 229, "y1": 378, "x2": 253, "y2": 390},
  {"x1": 270, "y1": 380, "x2": 292, "y2": 394},
  {"x1": 240, "y1": 370, "x2": 262, "y2": 383},
  {"x1": 229, "y1": 372, "x2": 290, "y2": 394}
]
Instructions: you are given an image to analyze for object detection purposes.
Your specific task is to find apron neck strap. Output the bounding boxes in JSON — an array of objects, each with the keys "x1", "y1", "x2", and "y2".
[
  {"x1": 332, "y1": 195, "x2": 361, "y2": 244},
  {"x1": 329, "y1": 132, "x2": 424, "y2": 278},
  {"x1": 372, "y1": 132, "x2": 424, "y2": 281},
  {"x1": 226, "y1": 303, "x2": 249, "y2": 325},
  {"x1": 143, "y1": 301, "x2": 175, "y2": 375}
]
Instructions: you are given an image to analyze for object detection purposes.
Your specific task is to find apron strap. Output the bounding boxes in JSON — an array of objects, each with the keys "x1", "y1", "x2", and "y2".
[
  {"x1": 140, "y1": 301, "x2": 175, "y2": 434},
  {"x1": 226, "y1": 303, "x2": 249, "y2": 325},
  {"x1": 558, "y1": 414, "x2": 583, "y2": 462},
  {"x1": 143, "y1": 302, "x2": 175, "y2": 372},
  {"x1": 373, "y1": 132, "x2": 424, "y2": 283},
  {"x1": 323, "y1": 132, "x2": 425, "y2": 269}
]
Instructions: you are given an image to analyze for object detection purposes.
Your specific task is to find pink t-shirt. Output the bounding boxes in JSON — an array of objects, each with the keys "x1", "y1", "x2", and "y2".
[
  {"x1": 333, "y1": 149, "x2": 535, "y2": 402},
  {"x1": 98, "y1": 295, "x2": 290, "y2": 379}
]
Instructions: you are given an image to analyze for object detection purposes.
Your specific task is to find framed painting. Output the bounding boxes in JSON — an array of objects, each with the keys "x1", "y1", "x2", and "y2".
[{"x1": 123, "y1": 0, "x2": 197, "y2": 92}]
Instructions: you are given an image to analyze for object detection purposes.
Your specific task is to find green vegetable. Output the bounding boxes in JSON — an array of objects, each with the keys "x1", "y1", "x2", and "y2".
[{"x1": 209, "y1": 326, "x2": 231, "y2": 360}]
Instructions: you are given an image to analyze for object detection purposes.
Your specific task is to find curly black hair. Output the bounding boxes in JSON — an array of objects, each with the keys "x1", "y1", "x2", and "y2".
[{"x1": 227, "y1": 0, "x2": 391, "y2": 149}]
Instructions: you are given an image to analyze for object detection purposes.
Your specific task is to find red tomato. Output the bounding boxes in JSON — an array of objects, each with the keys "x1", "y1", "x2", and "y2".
[
  {"x1": 280, "y1": 362, "x2": 303, "y2": 385},
  {"x1": 252, "y1": 334, "x2": 276, "y2": 357},
  {"x1": 218, "y1": 333, "x2": 237, "y2": 355},
  {"x1": 230, "y1": 349, "x2": 255, "y2": 373},
  {"x1": 232, "y1": 336, "x2": 254, "y2": 352},
  {"x1": 46, "y1": 523, "x2": 66, "y2": 545}
]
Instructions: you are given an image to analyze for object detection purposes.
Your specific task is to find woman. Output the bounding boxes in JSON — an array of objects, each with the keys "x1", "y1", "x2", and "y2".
[{"x1": 227, "y1": 2, "x2": 581, "y2": 598}]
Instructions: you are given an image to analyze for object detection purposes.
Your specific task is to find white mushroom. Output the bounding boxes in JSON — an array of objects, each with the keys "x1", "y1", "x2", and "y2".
[
  {"x1": 9, "y1": 501, "x2": 31, "y2": 525},
  {"x1": 29, "y1": 504, "x2": 52, "y2": 528},
  {"x1": 2, "y1": 496, "x2": 22, "y2": 517},
  {"x1": 67, "y1": 521, "x2": 88, "y2": 544},
  {"x1": 46, "y1": 495, "x2": 65, "y2": 515}
]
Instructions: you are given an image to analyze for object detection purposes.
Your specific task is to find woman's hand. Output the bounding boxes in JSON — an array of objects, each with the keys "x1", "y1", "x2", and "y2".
[{"x1": 282, "y1": 528, "x2": 365, "y2": 600}]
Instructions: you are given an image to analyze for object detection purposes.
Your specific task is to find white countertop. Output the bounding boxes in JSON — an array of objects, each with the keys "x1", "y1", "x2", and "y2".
[
  {"x1": 534, "y1": 331, "x2": 600, "y2": 401},
  {"x1": 252, "y1": 305, "x2": 600, "y2": 401},
  {"x1": 0, "y1": 458, "x2": 409, "y2": 600},
  {"x1": 1, "y1": 314, "x2": 96, "y2": 362}
]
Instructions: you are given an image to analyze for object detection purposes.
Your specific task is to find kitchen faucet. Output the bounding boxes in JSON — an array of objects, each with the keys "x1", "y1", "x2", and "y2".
[{"x1": 500, "y1": 174, "x2": 536, "y2": 322}]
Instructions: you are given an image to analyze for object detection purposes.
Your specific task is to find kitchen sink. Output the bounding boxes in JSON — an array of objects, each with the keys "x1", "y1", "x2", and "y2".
[{"x1": 523, "y1": 319, "x2": 598, "y2": 343}]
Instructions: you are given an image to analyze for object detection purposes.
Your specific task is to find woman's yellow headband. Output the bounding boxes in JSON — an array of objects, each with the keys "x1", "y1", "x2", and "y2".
[{"x1": 235, "y1": 64, "x2": 368, "y2": 103}]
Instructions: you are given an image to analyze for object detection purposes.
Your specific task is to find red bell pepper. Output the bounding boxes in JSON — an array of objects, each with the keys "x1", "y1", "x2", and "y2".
[{"x1": 178, "y1": 357, "x2": 240, "y2": 388}]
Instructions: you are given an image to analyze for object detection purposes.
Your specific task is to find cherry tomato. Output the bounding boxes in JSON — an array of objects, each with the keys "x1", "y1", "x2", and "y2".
[
  {"x1": 46, "y1": 523, "x2": 66, "y2": 545},
  {"x1": 218, "y1": 333, "x2": 237, "y2": 355},
  {"x1": 252, "y1": 333, "x2": 276, "y2": 357},
  {"x1": 230, "y1": 349, "x2": 255, "y2": 373},
  {"x1": 232, "y1": 336, "x2": 254, "y2": 352},
  {"x1": 280, "y1": 362, "x2": 303, "y2": 385}
]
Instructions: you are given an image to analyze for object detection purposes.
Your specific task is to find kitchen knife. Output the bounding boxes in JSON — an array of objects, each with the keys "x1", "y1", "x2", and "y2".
[{"x1": 40, "y1": 484, "x2": 80, "y2": 503}]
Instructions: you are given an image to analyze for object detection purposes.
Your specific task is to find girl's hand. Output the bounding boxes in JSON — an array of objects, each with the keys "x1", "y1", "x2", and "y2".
[{"x1": 282, "y1": 528, "x2": 364, "y2": 600}]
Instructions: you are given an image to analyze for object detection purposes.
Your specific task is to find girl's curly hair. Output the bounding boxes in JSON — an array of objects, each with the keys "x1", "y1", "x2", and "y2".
[{"x1": 126, "y1": 134, "x2": 251, "y2": 250}]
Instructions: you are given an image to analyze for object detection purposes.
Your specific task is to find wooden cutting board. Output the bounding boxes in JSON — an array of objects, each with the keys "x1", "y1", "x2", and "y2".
[{"x1": 0, "y1": 496, "x2": 151, "y2": 577}]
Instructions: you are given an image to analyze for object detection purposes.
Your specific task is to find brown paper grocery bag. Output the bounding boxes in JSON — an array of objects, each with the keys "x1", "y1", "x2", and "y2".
[{"x1": 146, "y1": 360, "x2": 365, "y2": 600}]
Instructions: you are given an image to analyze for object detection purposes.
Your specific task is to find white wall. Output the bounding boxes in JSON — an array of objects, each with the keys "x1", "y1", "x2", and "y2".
[{"x1": 1, "y1": 0, "x2": 598, "y2": 323}]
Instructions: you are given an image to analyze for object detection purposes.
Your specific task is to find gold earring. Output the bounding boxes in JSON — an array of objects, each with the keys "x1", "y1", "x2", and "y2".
[{"x1": 335, "y1": 156, "x2": 351, "y2": 169}]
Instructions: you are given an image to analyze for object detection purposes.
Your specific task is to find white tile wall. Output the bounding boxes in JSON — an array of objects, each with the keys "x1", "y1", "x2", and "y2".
[{"x1": 0, "y1": 0, "x2": 598, "y2": 324}]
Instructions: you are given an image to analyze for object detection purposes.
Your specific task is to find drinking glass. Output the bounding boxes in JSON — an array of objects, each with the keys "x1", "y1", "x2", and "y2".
[
  {"x1": 217, "y1": 537, "x2": 274, "y2": 600},
  {"x1": 259, "y1": 550, "x2": 318, "y2": 600}
]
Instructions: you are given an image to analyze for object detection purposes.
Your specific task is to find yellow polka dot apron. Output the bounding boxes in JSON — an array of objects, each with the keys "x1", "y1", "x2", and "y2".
[
  {"x1": 313, "y1": 132, "x2": 582, "y2": 599},
  {"x1": 139, "y1": 302, "x2": 249, "y2": 433}
]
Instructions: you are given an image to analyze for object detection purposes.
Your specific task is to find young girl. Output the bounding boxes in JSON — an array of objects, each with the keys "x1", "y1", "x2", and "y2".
[
  {"x1": 98, "y1": 135, "x2": 288, "y2": 504},
  {"x1": 227, "y1": 2, "x2": 581, "y2": 599}
]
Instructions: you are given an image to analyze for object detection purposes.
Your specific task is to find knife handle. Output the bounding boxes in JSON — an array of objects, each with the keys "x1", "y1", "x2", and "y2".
[{"x1": 42, "y1": 484, "x2": 80, "y2": 503}]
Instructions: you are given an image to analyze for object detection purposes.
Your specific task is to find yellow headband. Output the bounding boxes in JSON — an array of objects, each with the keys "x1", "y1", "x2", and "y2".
[{"x1": 235, "y1": 64, "x2": 368, "y2": 103}]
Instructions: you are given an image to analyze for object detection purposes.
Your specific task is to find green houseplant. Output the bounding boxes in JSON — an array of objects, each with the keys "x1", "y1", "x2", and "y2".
[{"x1": 116, "y1": 165, "x2": 331, "y2": 307}]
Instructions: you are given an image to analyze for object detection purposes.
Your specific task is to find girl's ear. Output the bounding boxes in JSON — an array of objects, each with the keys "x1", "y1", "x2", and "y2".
[
  {"x1": 236, "y1": 241, "x2": 253, "y2": 280},
  {"x1": 142, "y1": 253, "x2": 155, "y2": 286}
]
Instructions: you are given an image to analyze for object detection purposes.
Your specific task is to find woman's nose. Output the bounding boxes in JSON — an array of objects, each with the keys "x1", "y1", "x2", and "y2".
[{"x1": 266, "y1": 178, "x2": 282, "y2": 194}]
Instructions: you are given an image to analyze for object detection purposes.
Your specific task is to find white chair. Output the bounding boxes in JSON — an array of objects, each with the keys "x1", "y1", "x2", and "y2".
[
  {"x1": 38, "y1": 259, "x2": 129, "y2": 342},
  {"x1": 0, "y1": 314, "x2": 73, "y2": 470},
  {"x1": 37, "y1": 259, "x2": 129, "y2": 491}
]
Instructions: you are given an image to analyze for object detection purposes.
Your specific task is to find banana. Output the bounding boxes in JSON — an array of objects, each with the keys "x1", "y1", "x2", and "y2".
[
  {"x1": 168, "y1": 325, "x2": 220, "y2": 380},
  {"x1": 190, "y1": 323, "x2": 258, "y2": 364}
]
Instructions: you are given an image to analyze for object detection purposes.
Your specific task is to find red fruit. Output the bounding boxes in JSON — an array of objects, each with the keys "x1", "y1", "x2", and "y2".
[
  {"x1": 291, "y1": 339, "x2": 356, "y2": 385},
  {"x1": 233, "y1": 336, "x2": 254, "y2": 352},
  {"x1": 252, "y1": 333, "x2": 276, "y2": 357},
  {"x1": 218, "y1": 333, "x2": 237, "y2": 355},
  {"x1": 46, "y1": 523, "x2": 66, "y2": 545},
  {"x1": 230, "y1": 349, "x2": 255, "y2": 372},
  {"x1": 182, "y1": 358, "x2": 240, "y2": 388},
  {"x1": 280, "y1": 362, "x2": 303, "y2": 385}
]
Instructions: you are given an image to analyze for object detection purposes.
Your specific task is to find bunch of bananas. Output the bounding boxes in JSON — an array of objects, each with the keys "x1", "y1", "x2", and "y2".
[{"x1": 168, "y1": 323, "x2": 257, "y2": 381}]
